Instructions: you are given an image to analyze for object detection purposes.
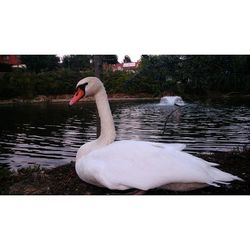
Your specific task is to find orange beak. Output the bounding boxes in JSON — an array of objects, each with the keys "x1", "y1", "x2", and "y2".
[{"x1": 69, "y1": 88, "x2": 85, "y2": 106}]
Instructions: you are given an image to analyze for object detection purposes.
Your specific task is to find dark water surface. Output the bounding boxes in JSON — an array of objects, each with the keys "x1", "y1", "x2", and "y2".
[{"x1": 0, "y1": 100, "x2": 249, "y2": 169}]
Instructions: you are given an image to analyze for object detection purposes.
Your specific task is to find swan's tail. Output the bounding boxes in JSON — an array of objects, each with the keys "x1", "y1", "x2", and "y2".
[{"x1": 207, "y1": 166, "x2": 244, "y2": 187}]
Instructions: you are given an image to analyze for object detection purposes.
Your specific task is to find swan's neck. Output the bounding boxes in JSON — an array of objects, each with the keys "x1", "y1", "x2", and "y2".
[{"x1": 94, "y1": 88, "x2": 116, "y2": 145}]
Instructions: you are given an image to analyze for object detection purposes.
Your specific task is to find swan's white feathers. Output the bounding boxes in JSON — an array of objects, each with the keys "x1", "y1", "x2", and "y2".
[{"x1": 76, "y1": 140, "x2": 241, "y2": 190}]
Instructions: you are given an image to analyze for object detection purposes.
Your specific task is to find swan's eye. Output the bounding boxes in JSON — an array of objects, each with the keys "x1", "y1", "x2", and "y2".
[{"x1": 79, "y1": 83, "x2": 88, "y2": 91}]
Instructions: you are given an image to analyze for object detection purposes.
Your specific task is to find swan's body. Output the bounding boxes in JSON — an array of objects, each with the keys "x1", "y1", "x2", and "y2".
[{"x1": 70, "y1": 77, "x2": 242, "y2": 191}]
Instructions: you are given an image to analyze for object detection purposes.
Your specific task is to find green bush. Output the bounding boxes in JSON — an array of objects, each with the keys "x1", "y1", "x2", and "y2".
[
  {"x1": 102, "y1": 70, "x2": 133, "y2": 94},
  {"x1": 0, "y1": 69, "x2": 133, "y2": 100}
]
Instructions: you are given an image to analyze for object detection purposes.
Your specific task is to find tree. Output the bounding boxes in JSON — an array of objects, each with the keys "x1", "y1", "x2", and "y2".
[
  {"x1": 123, "y1": 55, "x2": 132, "y2": 63},
  {"x1": 92, "y1": 54, "x2": 119, "y2": 79},
  {"x1": 21, "y1": 55, "x2": 60, "y2": 72},
  {"x1": 125, "y1": 55, "x2": 180, "y2": 95},
  {"x1": 132, "y1": 55, "x2": 250, "y2": 95},
  {"x1": 177, "y1": 55, "x2": 250, "y2": 93},
  {"x1": 102, "y1": 55, "x2": 118, "y2": 64},
  {"x1": 62, "y1": 55, "x2": 91, "y2": 71},
  {"x1": 93, "y1": 55, "x2": 103, "y2": 79}
]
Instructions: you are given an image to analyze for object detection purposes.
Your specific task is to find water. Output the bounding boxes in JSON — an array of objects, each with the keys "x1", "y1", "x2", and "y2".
[{"x1": 0, "y1": 100, "x2": 249, "y2": 169}]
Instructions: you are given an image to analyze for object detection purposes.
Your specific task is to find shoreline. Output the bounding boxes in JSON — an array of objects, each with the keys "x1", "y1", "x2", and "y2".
[
  {"x1": 0, "y1": 94, "x2": 160, "y2": 105},
  {"x1": 0, "y1": 92, "x2": 249, "y2": 105}
]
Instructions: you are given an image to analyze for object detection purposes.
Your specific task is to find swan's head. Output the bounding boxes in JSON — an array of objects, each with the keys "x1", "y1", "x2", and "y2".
[{"x1": 69, "y1": 77, "x2": 104, "y2": 106}]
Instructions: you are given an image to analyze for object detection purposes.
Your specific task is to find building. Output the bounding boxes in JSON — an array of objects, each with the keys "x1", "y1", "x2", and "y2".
[
  {"x1": 0, "y1": 55, "x2": 22, "y2": 71},
  {"x1": 103, "y1": 61, "x2": 140, "y2": 72}
]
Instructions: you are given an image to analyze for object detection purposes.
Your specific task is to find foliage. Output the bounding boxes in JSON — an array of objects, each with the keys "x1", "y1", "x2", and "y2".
[
  {"x1": 21, "y1": 55, "x2": 60, "y2": 73},
  {"x1": 125, "y1": 55, "x2": 180, "y2": 95},
  {"x1": 102, "y1": 55, "x2": 118, "y2": 64},
  {"x1": 0, "y1": 69, "x2": 94, "y2": 99},
  {"x1": 1, "y1": 55, "x2": 250, "y2": 99},
  {"x1": 176, "y1": 55, "x2": 250, "y2": 95},
  {"x1": 102, "y1": 70, "x2": 133, "y2": 93},
  {"x1": 123, "y1": 55, "x2": 132, "y2": 63},
  {"x1": 0, "y1": 69, "x2": 132, "y2": 99},
  {"x1": 62, "y1": 55, "x2": 92, "y2": 71},
  {"x1": 125, "y1": 55, "x2": 250, "y2": 96},
  {"x1": 21, "y1": 54, "x2": 119, "y2": 73}
]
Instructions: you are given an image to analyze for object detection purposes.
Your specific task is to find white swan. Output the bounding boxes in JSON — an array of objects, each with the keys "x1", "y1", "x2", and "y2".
[{"x1": 69, "y1": 77, "x2": 242, "y2": 191}]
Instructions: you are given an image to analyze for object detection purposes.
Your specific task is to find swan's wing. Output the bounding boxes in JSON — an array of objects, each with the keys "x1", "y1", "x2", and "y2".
[{"x1": 77, "y1": 140, "x2": 230, "y2": 190}]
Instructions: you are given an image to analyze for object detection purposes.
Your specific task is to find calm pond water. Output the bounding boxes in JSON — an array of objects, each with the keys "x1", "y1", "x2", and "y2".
[{"x1": 0, "y1": 99, "x2": 249, "y2": 169}]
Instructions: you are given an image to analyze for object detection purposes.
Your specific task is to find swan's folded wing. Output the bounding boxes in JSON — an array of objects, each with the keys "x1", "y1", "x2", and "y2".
[{"x1": 82, "y1": 140, "x2": 213, "y2": 190}]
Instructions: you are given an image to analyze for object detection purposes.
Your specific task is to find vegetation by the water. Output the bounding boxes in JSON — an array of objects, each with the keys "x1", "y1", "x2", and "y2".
[
  {"x1": 128, "y1": 55, "x2": 250, "y2": 96},
  {"x1": 0, "y1": 55, "x2": 250, "y2": 100},
  {"x1": 1, "y1": 147, "x2": 249, "y2": 195},
  {"x1": 0, "y1": 69, "x2": 93, "y2": 99}
]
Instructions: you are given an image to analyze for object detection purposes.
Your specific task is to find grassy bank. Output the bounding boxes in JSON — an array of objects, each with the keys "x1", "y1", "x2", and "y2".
[{"x1": 1, "y1": 148, "x2": 249, "y2": 195}]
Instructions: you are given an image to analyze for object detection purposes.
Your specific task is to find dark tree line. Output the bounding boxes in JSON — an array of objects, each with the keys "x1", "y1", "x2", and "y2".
[
  {"x1": 20, "y1": 55, "x2": 60, "y2": 73},
  {"x1": 1, "y1": 55, "x2": 249, "y2": 100},
  {"x1": 126, "y1": 55, "x2": 250, "y2": 95},
  {"x1": 20, "y1": 55, "x2": 119, "y2": 73}
]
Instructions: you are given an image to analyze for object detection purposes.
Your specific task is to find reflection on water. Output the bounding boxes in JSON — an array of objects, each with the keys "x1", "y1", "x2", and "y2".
[{"x1": 0, "y1": 100, "x2": 249, "y2": 169}]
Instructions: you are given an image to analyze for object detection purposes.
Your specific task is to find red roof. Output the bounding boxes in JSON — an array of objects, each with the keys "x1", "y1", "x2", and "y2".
[{"x1": 0, "y1": 55, "x2": 21, "y2": 65}]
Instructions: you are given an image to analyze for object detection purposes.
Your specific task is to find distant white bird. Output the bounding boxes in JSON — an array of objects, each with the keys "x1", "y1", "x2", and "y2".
[
  {"x1": 160, "y1": 96, "x2": 185, "y2": 106},
  {"x1": 69, "y1": 77, "x2": 242, "y2": 191}
]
